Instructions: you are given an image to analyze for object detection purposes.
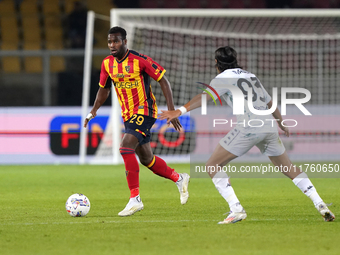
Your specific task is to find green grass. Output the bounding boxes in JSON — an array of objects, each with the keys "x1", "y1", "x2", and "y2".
[{"x1": 0, "y1": 164, "x2": 339, "y2": 255}]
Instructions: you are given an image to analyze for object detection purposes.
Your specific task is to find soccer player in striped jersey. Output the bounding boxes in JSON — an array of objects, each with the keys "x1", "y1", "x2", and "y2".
[
  {"x1": 84, "y1": 26, "x2": 190, "y2": 216},
  {"x1": 160, "y1": 46, "x2": 335, "y2": 224}
]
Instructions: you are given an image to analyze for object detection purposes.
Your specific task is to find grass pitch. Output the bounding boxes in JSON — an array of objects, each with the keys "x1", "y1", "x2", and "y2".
[{"x1": 0, "y1": 164, "x2": 339, "y2": 255}]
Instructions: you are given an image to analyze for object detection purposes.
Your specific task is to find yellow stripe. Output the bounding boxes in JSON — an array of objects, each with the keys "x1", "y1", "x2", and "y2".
[
  {"x1": 133, "y1": 59, "x2": 145, "y2": 114},
  {"x1": 156, "y1": 69, "x2": 166, "y2": 81},
  {"x1": 122, "y1": 58, "x2": 134, "y2": 118},
  {"x1": 135, "y1": 129, "x2": 146, "y2": 136},
  {"x1": 104, "y1": 59, "x2": 110, "y2": 74},
  {"x1": 147, "y1": 156, "x2": 156, "y2": 168},
  {"x1": 111, "y1": 58, "x2": 118, "y2": 80},
  {"x1": 149, "y1": 85, "x2": 158, "y2": 117}
]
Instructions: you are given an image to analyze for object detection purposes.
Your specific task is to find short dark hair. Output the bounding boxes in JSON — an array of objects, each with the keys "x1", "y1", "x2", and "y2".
[
  {"x1": 108, "y1": 26, "x2": 127, "y2": 40},
  {"x1": 215, "y1": 46, "x2": 242, "y2": 72}
]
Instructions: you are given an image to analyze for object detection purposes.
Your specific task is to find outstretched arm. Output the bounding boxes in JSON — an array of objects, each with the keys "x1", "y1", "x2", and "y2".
[
  {"x1": 268, "y1": 100, "x2": 290, "y2": 137},
  {"x1": 159, "y1": 93, "x2": 212, "y2": 124},
  {"x1": 84, "y1": 87, "x2": 111, "y2": 128},
  {"x1": 158, "y1": 75, "x2": 182, "y2": 131}
]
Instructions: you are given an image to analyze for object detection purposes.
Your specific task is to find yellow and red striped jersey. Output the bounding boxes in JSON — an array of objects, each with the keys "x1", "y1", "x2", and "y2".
[{"x1": 99, "y1": 50, "x2": 166, "y2": 121}]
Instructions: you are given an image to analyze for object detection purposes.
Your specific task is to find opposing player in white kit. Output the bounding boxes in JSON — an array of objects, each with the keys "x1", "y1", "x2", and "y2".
[{"x1": 159, "y1": 46, "x2": 335, "y2": 224}]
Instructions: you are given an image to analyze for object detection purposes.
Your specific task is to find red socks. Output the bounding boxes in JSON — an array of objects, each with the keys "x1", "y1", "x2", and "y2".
[
  {"x1": 120, "y1": 147, "x2": 139, "y2": 198},
  {"x1": 120, "y1": 148, "x2": 179, "y2": 198},
  {"x1": 147, "y1": 156, "x2": 180, "y2": 182}
]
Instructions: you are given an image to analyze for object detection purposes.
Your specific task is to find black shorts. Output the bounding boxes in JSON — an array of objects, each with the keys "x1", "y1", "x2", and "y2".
[{"x1": 124, "y1": 114, "x2": 156, "y2": 146}]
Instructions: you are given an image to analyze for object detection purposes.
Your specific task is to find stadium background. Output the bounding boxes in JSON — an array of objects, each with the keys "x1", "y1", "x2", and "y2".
[
  {"x1": 1, "y1": 2, "x2": 340, "y2": 255},
  {"x1": 1, "y1": 0, "x2": 339, "y2": 164}
]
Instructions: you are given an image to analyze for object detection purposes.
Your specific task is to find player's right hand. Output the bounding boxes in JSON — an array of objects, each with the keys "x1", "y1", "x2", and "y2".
[
  {"x1": 84, "y1": 112, "x2": 96, "y2": 128},
  {"x1": 170, "y1": 118, "x2": 182, "y2": 131}
]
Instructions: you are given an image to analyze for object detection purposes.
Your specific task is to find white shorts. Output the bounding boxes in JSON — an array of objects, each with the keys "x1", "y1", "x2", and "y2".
[{"x1": 219, "y1": 128, "x2": 285, "y2": 157}]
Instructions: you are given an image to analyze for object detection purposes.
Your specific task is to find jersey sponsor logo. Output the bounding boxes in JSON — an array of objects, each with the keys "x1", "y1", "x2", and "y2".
[
  {"x1": 112, "y1": 73, "x2": 131, "y2": 78},
  {"x1": 114, "y1": 81, "x2": 139, "y2": 89},
  {"x1": 232, "y1": 69, "x2": 249, "y2": 75},
  {"x1": 201, "y1": 78, "x2": 311, "y2": 116}
]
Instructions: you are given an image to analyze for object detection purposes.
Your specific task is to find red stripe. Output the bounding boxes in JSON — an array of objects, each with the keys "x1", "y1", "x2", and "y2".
[
  {"x1": 0, "y1": 131, "x2": 339, "y2": 137},
  {"x1": 144, "y1": 104, "x2": 149, "y2": 116},
  {"x1": 109, "y1": 57, "x2": 113, "y2": 75},
  {"x1": 141, "y1": 83, "x2": 148, "y2": 116},
  {"x1": 151, "y1": 92, "x2": 157, "y2": 118},
  {"x1": 195, "y1": 131, "x2": 340, "y2": 136},
  {"x1": 138, "y1": 76, "x2": 149, "y2": 116},
  {"x1": 131, "y1": 88, "x2": 140, "y2": 113},
  {"x1": 117, "y1": 62, "x2": 130, "y2": 120},
  {"x1": 118, "y1": 62, "x2": 124, "y2": 82},
  {"x1": 121, "y1": 89, "x2": 130, "y2": 120},
  {"x1": 115, "y1": 87, "x2": 126, "y2": 116},
  {"x1": 128, "y1": 58, "x2": 134, "y2": 73}
]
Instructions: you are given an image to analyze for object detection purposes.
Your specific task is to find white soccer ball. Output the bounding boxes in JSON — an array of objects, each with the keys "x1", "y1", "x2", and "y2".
[{"x1": 65, "y1": 193, "x2": 91, "y2": 217}]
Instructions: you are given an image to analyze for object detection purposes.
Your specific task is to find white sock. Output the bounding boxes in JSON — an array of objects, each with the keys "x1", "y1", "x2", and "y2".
[
  {"x1": 292, "y1": 172, "x2": 323, "y2": 207},
  {"x1": 212, "y1": 171, "x2": 243, "y2": 212}
]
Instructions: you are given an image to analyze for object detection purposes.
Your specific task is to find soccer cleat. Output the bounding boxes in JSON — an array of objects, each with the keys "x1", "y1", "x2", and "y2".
[
  {"x1": 218, "y1": 210, "x2": 247, "y2": 224},
  {"x1": 317, "y1": 203, "x2": 335, "y2": 222},
  {"x1": 176, "y1": 173, "x2": 190, "y2": 205},
  {"x1": 118, "y1": 195, "x2": 144, "y2": 217}
]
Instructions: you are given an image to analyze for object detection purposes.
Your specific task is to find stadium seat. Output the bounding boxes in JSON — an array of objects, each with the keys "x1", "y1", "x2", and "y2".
[
  {"x1": 64, "y1": 0, "x2": 81, "y2": 13},
  {"x1": 0, "y1": 43, "x2": 21, "y2": 73},
  {"x1": 23, "y1": 42, "x2": 43, "y2": 73},
  {"x1": 42, "y1": 0, "x2": 61, "y2": 14},
  {"x1": 44, "y1": 17, "x2": 65, "y2": 73},
  {"x1": 93, "y1": 55, "x2": 105, "y2": 70},
  {"x1": 0, "y1": 0, "x2": 16, "y2": 15},
  {"x1": 23, "y1": 57, "x2": 43, "y2": 73},
  {"x1": 0, "y1": 16, "x2": 21, "y2": 73},
  {"x1": 0, "y1": 16, "x2": 19, "y2": 43},
  {"x1": 22, "y1": 16, "x2": 41, "y2": 44},
  {"x1": 50, "y1": 56, "x2": 66, "y2": 72},
  {"x1": 44, "y1": 16, "x2": 63, "y2": 43},
  {"x1": 19, "y1": 0, "x2": 39, "y2": 14},
  {"x1": 86, "y1": 0, "x2": 113, "y2": 15}
]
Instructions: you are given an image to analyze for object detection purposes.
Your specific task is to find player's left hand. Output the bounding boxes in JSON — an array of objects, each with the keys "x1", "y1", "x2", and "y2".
[
  {"x1": 158, "y1": 109, "x2": 181, "y2": 123},
  {"x1": 158, "y1": 110, "x2": 182, "y2": 131}
]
